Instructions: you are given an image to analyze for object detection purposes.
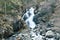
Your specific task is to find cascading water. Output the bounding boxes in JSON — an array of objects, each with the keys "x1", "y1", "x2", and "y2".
[
  {"x1": 22, "y1": 6, "x2": 56, "y2": 40},
  {"x1": 22, "y1": 7, "x2": 36, "y2": 29},
  {"x1": 22, "y1": 7, "x2": 43, "y2": 40}
]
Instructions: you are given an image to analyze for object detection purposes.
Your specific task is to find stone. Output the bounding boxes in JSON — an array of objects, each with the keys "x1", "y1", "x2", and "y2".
[{"x1": 46, "y1": 30, "x2": 55, "y2": 37}]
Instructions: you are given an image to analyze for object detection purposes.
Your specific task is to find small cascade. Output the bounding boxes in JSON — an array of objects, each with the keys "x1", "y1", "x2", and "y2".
[
  {"x1": 22, "y1": 7, "x2": 44, "y2": 40},
  {"x1": 22, "y1": 7, "x2": 36, "y2": 29},
  {"x1": 22, "y1": 6, "x2": 56, "y2": 40}
]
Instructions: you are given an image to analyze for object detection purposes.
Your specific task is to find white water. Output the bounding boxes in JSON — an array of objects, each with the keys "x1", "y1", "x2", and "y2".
[
  {"x1": 23, "y1": 7, "x2": 36, "y2": 29},
  {"x1": 22, "y1": 7, "x2": 43, "y2": 40},
  {"x1": 22, "y1": 7, "x2": 55, "y2": 40}
]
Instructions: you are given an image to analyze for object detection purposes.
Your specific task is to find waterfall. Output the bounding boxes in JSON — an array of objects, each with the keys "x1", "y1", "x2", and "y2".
[
  {"x1": 22, "y1": 6, "x2": 55, "y2": 40},
  {"x1": 22, "y1": 7, "x2": 36, "y2": 29},
  {"x1": 22, "y1": 7, "x2": 43, "y2": 40}
]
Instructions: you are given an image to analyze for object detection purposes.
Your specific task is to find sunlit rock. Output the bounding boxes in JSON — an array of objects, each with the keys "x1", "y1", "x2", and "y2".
[{"x1": 46, "y1": 30, "x2": 55, "y2": 37}]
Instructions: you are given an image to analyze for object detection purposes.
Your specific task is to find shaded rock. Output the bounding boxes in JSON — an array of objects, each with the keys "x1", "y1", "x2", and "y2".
[{"x1": 13, "y1": 19, "x2": 26, "y2": 32}]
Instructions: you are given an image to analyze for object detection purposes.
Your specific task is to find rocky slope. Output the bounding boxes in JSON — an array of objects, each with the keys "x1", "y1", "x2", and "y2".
[{"x1": 0, "y1": 0, "x2": 60, "y2": 40}]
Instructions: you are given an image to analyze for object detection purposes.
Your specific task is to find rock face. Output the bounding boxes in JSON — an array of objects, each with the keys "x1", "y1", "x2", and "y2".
[{"x1": 13, "y1": 19, "x2": 24, "y2": 32}]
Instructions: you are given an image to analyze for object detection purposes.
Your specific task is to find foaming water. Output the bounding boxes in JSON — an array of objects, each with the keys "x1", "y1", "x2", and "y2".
[
  {"x1": 22, "y1": 7, "x2": 43, "y2": 40},
  {"x1": 22, "y1": 7, "x2": 55, "y2": 40},
  {"x1": 22, "y1": 7, "x2": 36, "y2": 29}
]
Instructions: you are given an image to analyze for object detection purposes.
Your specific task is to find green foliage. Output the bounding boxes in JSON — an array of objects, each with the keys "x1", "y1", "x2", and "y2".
[{"x1": 0, "y1": 0, "x2": 23, "y2": 16}]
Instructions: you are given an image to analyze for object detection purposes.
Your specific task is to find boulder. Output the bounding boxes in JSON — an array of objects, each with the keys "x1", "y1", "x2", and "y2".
[{"x1": 46, "y1": 30, "x2": 55, "y2": 37}]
